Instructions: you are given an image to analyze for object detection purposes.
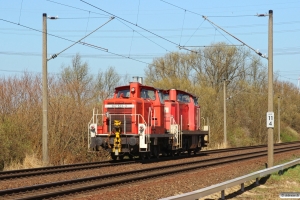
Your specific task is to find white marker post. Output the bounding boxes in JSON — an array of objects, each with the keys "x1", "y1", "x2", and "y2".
[{"x1": 267, "y1": 112, "x2": 274, "y2": 128}]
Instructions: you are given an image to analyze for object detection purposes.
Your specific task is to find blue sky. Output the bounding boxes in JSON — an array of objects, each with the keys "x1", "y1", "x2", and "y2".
[{"x1": 0, "y1": 0, "x2": 299, "y2": 85}]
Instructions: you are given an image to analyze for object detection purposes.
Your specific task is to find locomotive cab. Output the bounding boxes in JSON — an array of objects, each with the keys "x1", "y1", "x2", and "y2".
[
  {"x1": 88, "y1": 77, "x2": 209, "y2": 160},
  {"x1": 88, "y1": 80, "x2": 165, "y2": 159}
]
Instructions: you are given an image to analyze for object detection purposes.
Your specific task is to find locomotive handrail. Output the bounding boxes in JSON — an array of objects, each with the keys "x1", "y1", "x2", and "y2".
[
  {"x1": 106, "y1": 113, "x2": 148, "y2": 127},
  {"x1": 88, "y1": 109, "x2": 106, "y2": 150},
  {"x1": 107, "y1": 113, "x2": 150, "y2": 152},
  {"x1": 160, "y1": 158, "x2": 300, "y2": 200},
  {"x1": 89, "y1": 111, "x2": 150, "y2": 134}
]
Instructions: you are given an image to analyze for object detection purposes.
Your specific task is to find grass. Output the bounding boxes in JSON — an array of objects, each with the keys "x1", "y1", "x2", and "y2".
[
  {"x1": 200, "y1": 157, "x2": 300, "y2": 200},
  {"x1": 228, "y1": 164, "x2": 300, "y2": 200},
  {"x1": 3, "y1": 154, "x2": 43, "y2": 171},
  {"x1": 280, "y1": 126, "x2": 300, "y2": 142}
]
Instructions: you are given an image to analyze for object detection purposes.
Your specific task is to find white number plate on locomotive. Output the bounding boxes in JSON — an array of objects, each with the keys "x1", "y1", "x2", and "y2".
[{"x1": 105, "y1": 104, "x2": 135, "y2": 108}]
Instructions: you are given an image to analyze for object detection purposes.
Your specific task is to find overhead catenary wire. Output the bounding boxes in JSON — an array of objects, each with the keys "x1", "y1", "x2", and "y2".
[
  {"x1": 84, "y1": 11, "x2": 91, "y2": 43},
  {"x1": 128, "y1": 30, "x2": 135, "y2": 57},
  {"x1": 181, "y1": 44, "x2": 244, "y2": 48},
  {"x1": 116, "y1": 18, "x2": 171, "y2": 53},
  {"x1": 46, "y1": 0, "x2": 110, "y2": 17},
  {"x1": 184, "y1": 19, "x2": 206, "y2": 46},
  {"x1": 0, "y1": 18, "x2": 108, "y2": 52},
  {"x1": 18, "y1": 0, "x2": 24, "y2": 24},
  {"x1": 136, "y1": 0, "x2": 141, "y2": 25},
  {"x1": 179, "y1": 9, "x2": 186, "y2": 45},
  {"x1": 203, "y1": 16, "x2": 267, "y2": 59},
  {"x1": 79, "y1": 0, "x2": 196, "y2": 53},
  {"x1": 47, "y1": 16, "x2": 114, "y2": 61},
  {"x1": 160, "y1": 0, "x2": 268, "y2": 59},
  {"x1": 0, "y1": 18, "x2": 157, "y2": 66},
  {"x1": 160, "y1": 0, "x2": 259, "y2": 18}
]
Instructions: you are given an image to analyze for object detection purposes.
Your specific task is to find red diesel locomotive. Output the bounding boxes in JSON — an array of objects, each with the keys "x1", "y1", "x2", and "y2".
[{"x1": 88, "y1": 77, "x2": 209, "y2": 159}]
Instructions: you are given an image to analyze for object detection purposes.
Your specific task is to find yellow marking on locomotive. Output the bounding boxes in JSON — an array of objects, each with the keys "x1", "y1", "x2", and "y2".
[{"x1": 112, "y1": 120, "x2": 122, "y2": 153}]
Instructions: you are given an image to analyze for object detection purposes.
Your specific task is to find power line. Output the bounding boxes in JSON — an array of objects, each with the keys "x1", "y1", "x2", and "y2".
[
  {"x1": 0, "y1": 51, "x2": 164, "y2": 58},
  {"x1": 184, "y1": 19, "x2": 206, "y2": 46},
  {"x1": 18, "y1": 0, "x2": 24, "y2": 24},
  {"x1": 47, "y1": 17, "x2": 114, "y2": 61},
  {"x1": 0, "y1": 17, "x2": 108, "y2": 52},
  {"x1": 2, "y1": 23, "x2": 300, "y2": 33},
  {"x1": 136, "y1": 0, "x2": 141, "y2": 25},
  {"x1": 160, "y1": 0, "x2": 268, "y2": 59},
  {"x1": 58, "y1": 17, "x2": 108, "y2": 19},
  {"x1": 160, "y1": 0, "x2": 202, "y2": 17},
  {"x1": 45, "y1": 0, "x2": 110, "y2": 17},
  {"x1": 79, "y1": 0, "x2": 195, "y2": 53},
  {"x1": 1, "y1": 50, "x2": 297, "y2": 58},
  {"x1": 0, "y1": 17, "x2": 159, "y2": 66},
  {"x1": 116, "y1": 19, "x2": 171, "y2": 52}
]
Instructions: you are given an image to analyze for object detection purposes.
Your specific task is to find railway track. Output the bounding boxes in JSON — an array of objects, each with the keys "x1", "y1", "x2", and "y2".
[
  {"x1": 1, "y1": 143, "x2": 299, "y2": 199},
  {"x1": 0, "y1": 160, "x2": 136, "y2": 180},
  {"x1": 0, "y1": 141, "x2": 299, "y2": 181}
]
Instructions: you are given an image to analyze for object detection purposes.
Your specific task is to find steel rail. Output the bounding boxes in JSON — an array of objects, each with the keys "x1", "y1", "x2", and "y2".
[
  {"x1": 0, "y1": 160, "x2": 136, "y2": 180},
  {"x1": 1, "y1": 141, "x2": 299, "y2": 180},
  {"x1": 1, "y1": 145, "x2": 299, "y2": 199}
]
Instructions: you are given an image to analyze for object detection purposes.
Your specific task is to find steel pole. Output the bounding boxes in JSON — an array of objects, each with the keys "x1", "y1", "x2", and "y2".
[
  {"x1": 278, "y1": 96, "x2": 281, "y2": 143},
  {"x1": 223, "y1": 80, "x2": 227, "y2": 148},
  {"x1": 42, "y1": 13, "x2": 49, "y2": 165},
  {"x1": 267, "y1": 10, "x2": 274, "y2": 168}
]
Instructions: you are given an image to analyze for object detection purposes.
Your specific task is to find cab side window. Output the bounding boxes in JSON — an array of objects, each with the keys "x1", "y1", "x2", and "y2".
[
  {"x1": 141, "y1": 89, "x2": 156, "y2": 100},
  {"x1": 177, "y1": 93, "x2": 190, "y2": 102},
  {"x1": 117, "y1": 89, "x2": 130, "y2": 98}
]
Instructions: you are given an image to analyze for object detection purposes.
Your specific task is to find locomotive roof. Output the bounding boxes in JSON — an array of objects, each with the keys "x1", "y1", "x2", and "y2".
[
  {"x1": 115, "y1": 83, "x2": 159, "y2": 90},
  {"x1": 165, "y1": 89, "x2": 197, "y2": 98},
  {"x1": 114, "y1": 83, "x2": 197, "y2": 98}
]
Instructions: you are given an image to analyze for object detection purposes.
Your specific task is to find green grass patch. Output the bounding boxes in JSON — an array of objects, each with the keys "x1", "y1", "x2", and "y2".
[
  {"x1": 280, "y1": 126, "x2": 300, "y2": 142},
  {"x1": 238, "y1": 164, "x2": 300, "y2": 199},
  {"x1": 270, "y1": 165, "x2": 300, "y2": 183}
]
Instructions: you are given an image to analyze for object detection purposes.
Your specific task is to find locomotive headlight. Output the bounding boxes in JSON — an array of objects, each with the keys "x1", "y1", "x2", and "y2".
[
  {"x1": 131, "y1": 87, "x2": 135, "y2": 92},
  {"x1": 105, "y1": 112, "x2": 110, "y2": 118}
]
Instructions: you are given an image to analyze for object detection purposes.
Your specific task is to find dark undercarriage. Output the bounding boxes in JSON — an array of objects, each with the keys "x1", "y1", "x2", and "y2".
[{"x1": 90, "y1": 132, "x2": 208, "y2": 160}]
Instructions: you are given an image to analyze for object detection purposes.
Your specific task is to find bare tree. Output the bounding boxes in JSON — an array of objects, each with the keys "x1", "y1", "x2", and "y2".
[
  {"x1": 95, "y1": 66, "x2": 120, "y2": 102},
  {"x1": 60, "y1": 53, "x2": 93, "y2": 106}
]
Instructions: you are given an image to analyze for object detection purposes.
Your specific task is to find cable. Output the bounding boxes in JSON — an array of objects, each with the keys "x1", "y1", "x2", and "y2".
[
  {"x1": 179, "y1": 10, "x2": 186, "y2": 45},
  {"x1": 80, "y1": 0, "x2": 196, "y2": 53},
  {"x1": 58, "y1": 16, "x2": 108, "y2": 19},
  {"x1": 160, "y1": 0, "x2": 202, "y2": 17},
  {"x1": 136, "y1": 0, "x2": 141, "y2": 25},
  {"x1": 184, "y1": 19, "x2": 205, "y2": 46},
  {"x1": 18, "y1": 0, "x2": 24, "y2": 24},
  {"x1": 84, "y1": 11, "x2": 91, "y2": 43},
  {"x1": 206, "y1": 15, "x2": 257, "y2": 17},
  {"x1": 0, "y1": 18, "x2": 108, "y2": 52},
  {"x1": 160, "y1": 0, "x2": 268, "y2": 59},
  {"x1": 0, "y1": 17, "x2": 158, "y2": 65},
  {"x1": 204, "y1": 16, "x2": 267, "y2": 59},
  {"x1": 47, "y1": 17, "x2": 114, "y2": 61},
  {"x1": 45, "y1": 0, "x2": 110, "y2": 17},
  {"x1": 116, "y1": 18, "x2": 171, "y2": 52},
  {"x1": 128, "y1": 30, "x2": 135, "y2": 57},
  {"x1": 0, "y1": 51, "x2": 165, "y2": 59}
]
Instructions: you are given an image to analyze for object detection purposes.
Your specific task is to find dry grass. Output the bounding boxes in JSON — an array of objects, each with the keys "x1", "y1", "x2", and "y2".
[
  {"x1": 200, "y1": 164, "x2": 300, "y2": 200},
  {"x1": 3, "y1": 154, "x2": 43, "y2": 171},
  {"x1": 203, "y1": 142, "x2": 229, "y2": 151}
]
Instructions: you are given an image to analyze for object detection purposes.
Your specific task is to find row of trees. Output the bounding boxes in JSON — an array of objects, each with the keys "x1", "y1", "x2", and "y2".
[
  {"x1": 145, "y1": 42, "x2": 300, "y2": 146},
  {"x1": 0, "y1": 54, "x2": 128, "y2": 169},
  {"x1": 1, "y1": 44, "x2": 300, "y2": 169}
]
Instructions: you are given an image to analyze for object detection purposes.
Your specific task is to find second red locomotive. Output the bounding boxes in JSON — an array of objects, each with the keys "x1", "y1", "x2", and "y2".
[{"x1": 88, "y1": 77, "x2": 209, "y2": 159}]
